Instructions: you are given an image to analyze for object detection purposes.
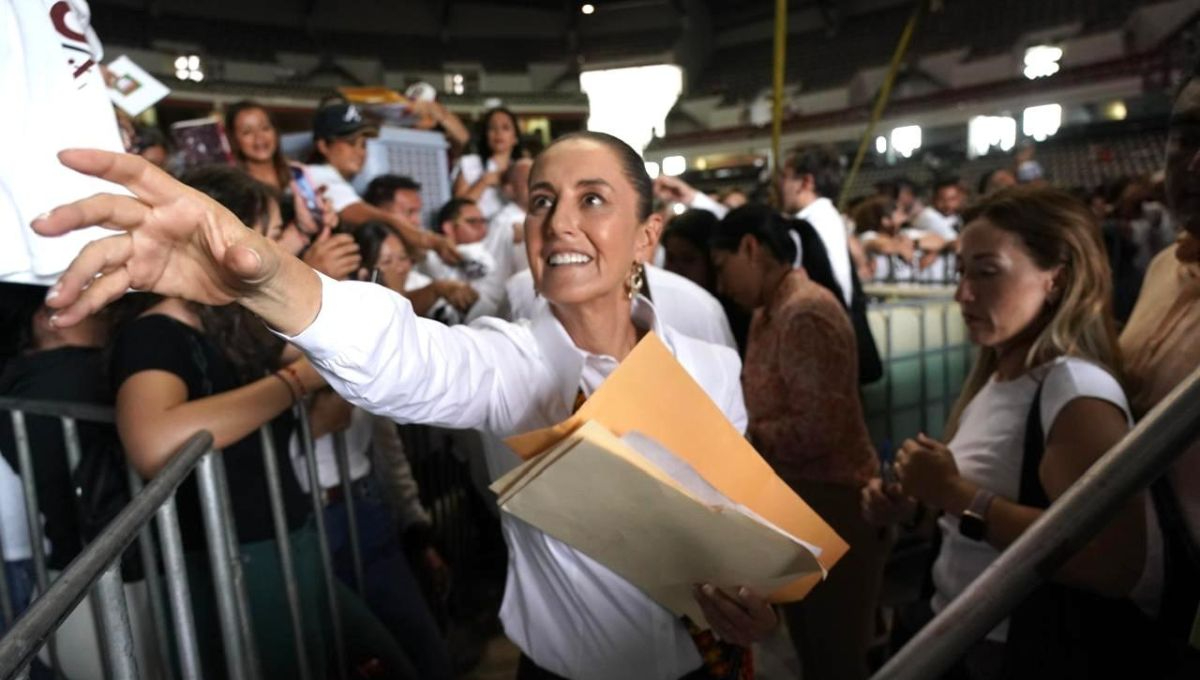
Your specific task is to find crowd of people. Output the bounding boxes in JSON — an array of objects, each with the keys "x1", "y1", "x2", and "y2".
[{"x1": 1, "y1": 61, "x2": 1198, "y2": 680}]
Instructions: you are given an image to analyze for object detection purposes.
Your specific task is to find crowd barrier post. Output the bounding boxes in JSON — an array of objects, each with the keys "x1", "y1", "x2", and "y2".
[
  {"x1": 154, "y1": 496, "x2": 203, "y2": 680},
  {"x1": 258, "y1": 426, "x2": 312, "y2": 680},
  {"x1": 295, "y1": 402, "x2": 349, "y2": 680},
  {"x1": 211, "y1": 452, "x2": 263, "y2": 680},
  {"x1": 126, "y1": 470, "x2": 177, "y2": 680},
  {"x1": 195, "y1": 452, "x2": 253, "y2": 680},
  {"x1": 10, "y1": 410, "x2": 62, "y2": 679},
  {"x1": 92, "y1": 563, "x2": 139, "y2": 679}
]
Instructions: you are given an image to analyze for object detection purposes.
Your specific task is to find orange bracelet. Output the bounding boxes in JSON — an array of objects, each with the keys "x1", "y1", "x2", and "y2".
[{"x1": 282, "y1": 365, "x2": 308, "y2": 398}]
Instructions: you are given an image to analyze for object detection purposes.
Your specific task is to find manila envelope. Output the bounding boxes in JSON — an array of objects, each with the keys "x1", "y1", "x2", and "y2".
[
  {"x1": 505, "y1": 332, "x2": 848, "y2": 601},
  {"x1": 494, "y1": 420, "x2": 823, "y2": 626}
]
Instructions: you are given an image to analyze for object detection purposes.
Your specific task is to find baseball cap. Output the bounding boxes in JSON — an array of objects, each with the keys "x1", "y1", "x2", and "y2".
[{"x1": 312, "y1": 103, "x2": 378, "y2": 141}]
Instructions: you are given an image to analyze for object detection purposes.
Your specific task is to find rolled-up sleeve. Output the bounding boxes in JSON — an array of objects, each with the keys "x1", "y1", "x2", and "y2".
[{"x1": 282, "y1": 274, "x2": 539, "y2": 432}]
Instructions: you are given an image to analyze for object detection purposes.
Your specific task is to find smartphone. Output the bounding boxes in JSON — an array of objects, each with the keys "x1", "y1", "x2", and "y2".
[
  {"x1": 290, "y1": 166, "x2": 324, "y2": 231},
  {"x1": 878, "y1": 440, "x2": 897, "y2": 486}
]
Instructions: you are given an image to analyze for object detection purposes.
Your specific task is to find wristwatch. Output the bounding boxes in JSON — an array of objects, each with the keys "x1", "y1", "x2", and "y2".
[{"x1": 959, "y1": 489, "x2": 996, "y2": 541}]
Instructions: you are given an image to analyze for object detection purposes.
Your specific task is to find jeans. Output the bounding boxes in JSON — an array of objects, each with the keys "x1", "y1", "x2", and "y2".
[
  {"x1": 324, "y1": 475, "x2": 453, "y2": 680},
  {"x1": 3, "y1": 559, "x2": 53, "y2": 680}
]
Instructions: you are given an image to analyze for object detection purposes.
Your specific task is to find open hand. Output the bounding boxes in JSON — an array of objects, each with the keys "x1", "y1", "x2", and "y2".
[{"x1": 33, "y1": 150, "x2": 284, "y2": 327}]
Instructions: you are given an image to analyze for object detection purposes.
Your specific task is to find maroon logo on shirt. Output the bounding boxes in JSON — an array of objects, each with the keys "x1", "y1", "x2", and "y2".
[{"x1": 49, "y1": 1, "x2": 99, "y2": 87}]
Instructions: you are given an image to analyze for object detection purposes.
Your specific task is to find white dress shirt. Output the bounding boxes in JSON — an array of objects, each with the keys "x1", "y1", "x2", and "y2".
[
  {"x1": 797, "y1": 197, "x2": 854, "y2": 306},
  {"x1": 284, "y1": 274, "x2": 747, "y2": 680},
  {"x1": 504, "y1": 266, "x2": 737, "y2": 350}
]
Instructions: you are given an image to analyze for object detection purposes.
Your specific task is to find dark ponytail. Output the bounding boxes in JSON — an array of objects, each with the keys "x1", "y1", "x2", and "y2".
[{"x1": 711, "y1": 204, "x2": 803, "y2": 265}]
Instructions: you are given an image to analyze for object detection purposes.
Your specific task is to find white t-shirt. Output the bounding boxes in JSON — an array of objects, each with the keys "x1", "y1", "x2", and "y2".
[
  {"x1": 1, "y1": 0, "x2": 126, "y2": 284},
  {"x1": 859, "y1": 230, "x2": 916, "y2": 283},
  {"x1": 1, "y1": 456, "x2": 34, "y2": 561},
  {"x1": 305, "y1": 163, "x2": 361, "y2": 214},
  {"x1": 910, "y1": 206, "x2": 961, "y2": 241},
  {"x1": 289, "y1": 405, "x2": 373, "y2": 492},
  {"x1": 930, "y1": 357, "x2": 1162, "y2": 640},
  {"x1": 452, "y1": 154, "x2": 504, "y2": 220},
  {"x1": 490, "y1": 201, "x2": 529, "y2": 273}
]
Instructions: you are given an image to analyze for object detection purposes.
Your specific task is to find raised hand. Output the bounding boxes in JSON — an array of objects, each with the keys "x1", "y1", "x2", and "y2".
[
  {"x1": 32, "y1": 149, "x2": 321, "y2": 335},
  {"x1": 302, "y1": 227, "x2": 362, "y2": 280}
]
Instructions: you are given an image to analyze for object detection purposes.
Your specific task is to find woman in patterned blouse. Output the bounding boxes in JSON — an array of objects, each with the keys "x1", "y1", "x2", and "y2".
[{"x1": 711, "y1": 204, "x2": 886, "y2": 680}]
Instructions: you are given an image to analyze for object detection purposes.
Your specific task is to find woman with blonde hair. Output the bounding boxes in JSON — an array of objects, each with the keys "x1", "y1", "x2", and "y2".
[{"x1": 862, "y1": 185, "x2": 1162, "y2": 679}]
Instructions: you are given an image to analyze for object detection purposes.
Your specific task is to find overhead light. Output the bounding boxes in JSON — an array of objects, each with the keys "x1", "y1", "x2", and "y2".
[
  {"x1": 875, "y1": 136, "x2": 887, "y2": 154},
  {"x1": 1106, "y1": 100, "x2": 1127, "y2": 121},
  {"x1": 176, "y1": 54, "x2": 204, "y2": 82},
  {"x1": 644, "y1": 161, "x2": 661, "y2": 179},
  {"x1": 672, "y1": 202, "x2": 686, "y2": 215},
  {"x1": 581, "y1": 3, "x2": 595, "y2": 14},
  {"x1": 662, "y1": 155, "x2": 686, "y2": 176},
  {"x1": 889, "y1": 125, "x2": 922, "y2": 158},
  {"x1": 968, "y1": 115, "x2": 1017, "y2": 158},
  {"x1": 1022, "y1": 104, "x2": 1062, "y2": 142},
  {"x1": 1023, "y1": 45, "x2": 1062, "y2": 80}
]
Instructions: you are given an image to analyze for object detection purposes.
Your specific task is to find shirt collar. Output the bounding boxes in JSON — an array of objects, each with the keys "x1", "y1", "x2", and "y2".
[
  {"x1": 797, "y1": 196, "x2": 835, "y2": 221},
  {"x1": 529, "y1": 295, "x2": 670, "y2": 413}
]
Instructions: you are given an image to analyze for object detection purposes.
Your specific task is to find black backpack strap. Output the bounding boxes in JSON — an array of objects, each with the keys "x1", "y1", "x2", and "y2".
[{"x1": 1019, "y1": 380, "x2": 1050, "y2": 509}]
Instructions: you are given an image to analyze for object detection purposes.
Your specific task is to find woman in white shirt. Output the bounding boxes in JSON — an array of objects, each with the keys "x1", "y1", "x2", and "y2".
[
  {"x1": 36, "y1": 132, "x2": 778, "y2": 680},
  {"x1": 862, "y1": 186, "x2": 1159, "y2": 678},
  {"x1": 452, "y1": 107, "x2": 524, "y2": 220}
]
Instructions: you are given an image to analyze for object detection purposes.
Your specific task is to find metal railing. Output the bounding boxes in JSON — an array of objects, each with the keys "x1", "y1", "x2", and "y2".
[
  {"x1": 0, "y1": 428, "x2": 212, "y2": 679},
  {"x1": 0, "y1": 396, "x2": 380, "y2": 680},
  {"x1": 871, "y1": 363, "x2": 1200, "y2": 679}
]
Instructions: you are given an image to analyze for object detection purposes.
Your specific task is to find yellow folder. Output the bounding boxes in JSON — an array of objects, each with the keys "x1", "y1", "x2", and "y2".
[{"x1": 503, "y1": 332, "x2": 847, "y2": 603}]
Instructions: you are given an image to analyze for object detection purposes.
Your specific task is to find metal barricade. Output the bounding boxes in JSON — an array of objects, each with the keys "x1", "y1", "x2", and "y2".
[
  {"x1": 0, "y1": 429, "x2": 213, "y2": 679},
  {"x1": 0, "y1": 395, "x2": 360, "y2": 680}
]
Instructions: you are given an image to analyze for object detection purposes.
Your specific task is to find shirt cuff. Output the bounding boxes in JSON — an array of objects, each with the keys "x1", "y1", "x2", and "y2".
[
  {"x1": 275, "y1": 272, "x2": 404, "y2": 363},
  {"x1": 688, "y1": 192, "x2": 729, "y2": 219}
]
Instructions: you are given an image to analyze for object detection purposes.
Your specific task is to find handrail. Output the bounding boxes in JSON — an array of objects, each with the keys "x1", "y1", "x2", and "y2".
[
  {"x1": 0, "y1": 431, "x2": 214, "y2": 677},
  {"x1": 871, "y1": 363, "x2": 1200, "y2": 680},
  {"x1": 0, "y1": 397, "x2": 114, "y2": 424}
]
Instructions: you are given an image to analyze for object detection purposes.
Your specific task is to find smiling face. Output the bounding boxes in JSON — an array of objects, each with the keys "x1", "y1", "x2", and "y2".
[
  {"x1": 318, "y1": 134, "x2": 368, "y2": 179},
  {"x1": 525, "y1": 139, "x2": 659, "y2": 308},
  {"x1": 486, "y1": 110, "x2": 518, "y2": 158},
  {"x1": 955, "y1": 218, "x2": 1059, "y2": 349},
  {"x1": 233, "y1": 107, "x2": 278, "y2": 164}
]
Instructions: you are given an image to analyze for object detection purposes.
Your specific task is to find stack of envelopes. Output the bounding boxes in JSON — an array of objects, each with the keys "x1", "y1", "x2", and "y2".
[{"x1": 494, "y1": 333, "x2": 848, "y2": 626}]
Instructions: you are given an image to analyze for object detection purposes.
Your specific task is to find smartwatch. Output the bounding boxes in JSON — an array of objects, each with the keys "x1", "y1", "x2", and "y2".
[{"x1": 959, "y1": 489, "x2": 996, "y2": 541}]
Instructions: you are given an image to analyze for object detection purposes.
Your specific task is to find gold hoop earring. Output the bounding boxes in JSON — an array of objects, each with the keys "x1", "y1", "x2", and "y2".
[{"x1": 626, "y1": 261, "x2": 645, "y2": 300}]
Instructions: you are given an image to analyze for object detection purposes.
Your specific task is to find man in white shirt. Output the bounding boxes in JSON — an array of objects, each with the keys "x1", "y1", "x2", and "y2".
[
  {"x1": 363, "y1": 174, "x2": 425, "y2": 228},
  {"x1": 779, "y1": 145, "x2": 855, "y2": 306},
  {"x1": 778, "y1": 145, "x2": 883, "y2": 383},
  {"x1": 908, "y1": 178, "x2": 964, "y2": 282},
  {"x1": 304, "y1": 104, "x2": 460, "y2": 266},
  {"x1": 422, "y1": 198, "x2": 510, "y2": 321}
]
